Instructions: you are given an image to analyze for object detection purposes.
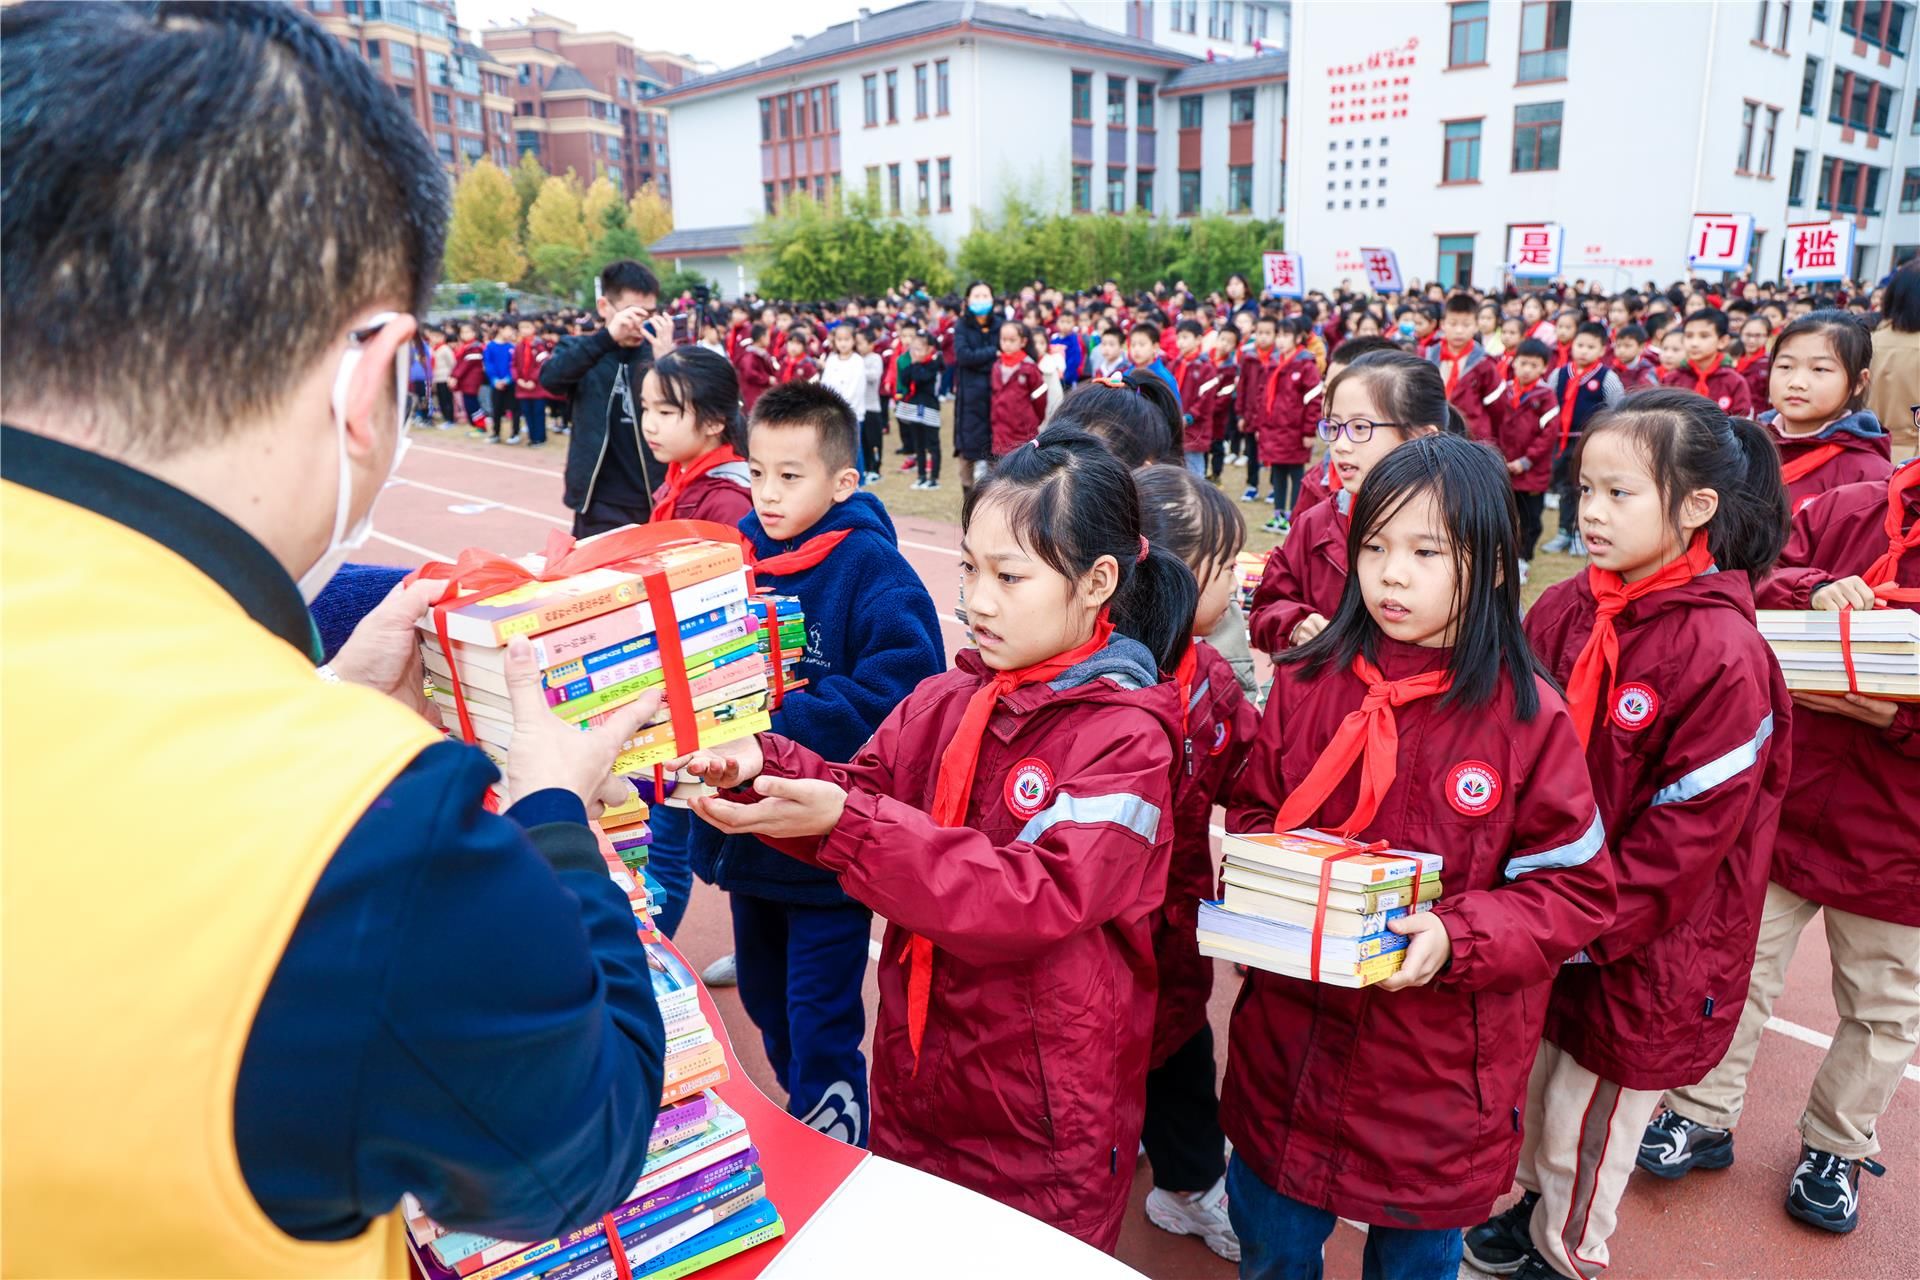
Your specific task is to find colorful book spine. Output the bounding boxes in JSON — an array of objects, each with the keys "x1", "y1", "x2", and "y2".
[
  {"x1": 551, "y1": 636, "x2": 758, "y2": 718},
  {"x1": 546, "y1": 1199, "x2": 783, "y2": 1280},
  {"x1": 611, "y1": 707, "x2": 772, "y2": 776},
  {"x1": 441, "y1": 545, "x2": 743, "y2": 644},
  {"x1": 661, "y1": 1061, "x2": 731, "y2": 1107},
  {"x1": 542, "y1": 604, "x2": 747, "y2": 688},
  {"x1": 506, "y1": 574, "x2": 748, "y2": 666}
]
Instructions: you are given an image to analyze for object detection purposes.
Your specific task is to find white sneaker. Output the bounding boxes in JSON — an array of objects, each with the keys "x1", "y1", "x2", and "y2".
[
  {"x1": 1145, "y1": 1178, "x2": 1240, "y2": 1263},
  {"x1": 700, "y1": 953, "x2": 737, "y2": 987},
  {"x1": 865, "y1": 471, "x2": 881, "y2": 484}
]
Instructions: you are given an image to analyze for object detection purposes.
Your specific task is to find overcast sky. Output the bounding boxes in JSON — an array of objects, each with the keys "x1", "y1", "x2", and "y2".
[{"x1": 456, "y1": 0, "x2": 877, "y2": 70}]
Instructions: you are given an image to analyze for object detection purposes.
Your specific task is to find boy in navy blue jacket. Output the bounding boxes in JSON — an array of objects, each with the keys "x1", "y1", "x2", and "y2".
[
  {"x1": 690, "y1": 381, "x2": 944, "y2": 1147},
  {"x1": 483, "y1": 323, "x2": 518, "y2": 442}
]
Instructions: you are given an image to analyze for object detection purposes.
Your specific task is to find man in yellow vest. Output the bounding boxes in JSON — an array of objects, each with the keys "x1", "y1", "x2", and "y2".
[{"x1": 0, "y1": 4, "x2": 671, "y2": 1276}]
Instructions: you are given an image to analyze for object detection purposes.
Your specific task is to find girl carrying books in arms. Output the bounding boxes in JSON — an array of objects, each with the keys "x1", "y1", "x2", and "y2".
[
  {"x1": 672, "y1": 426, "x2": 1198, "y2": 1251},
  {"x1": 1132, "y1": 465, "x2": 1261, "y2": 1262},
  {"x1": 1466, "y1": 391, "x2": 1793, "y2": 1280},
  {"x1": 1224, "y1": 433, "x2": 1616, "y2": 1280},
  {"x1": 1247, "y1": 349, "x2": 1464, "y2": 656},
  {"x1": 1759, "y1": 312, "x2": 1891, "y2": 516},
  {"x1": 1639, "y1": 456, "x2": 1920, "y2": 1236}
]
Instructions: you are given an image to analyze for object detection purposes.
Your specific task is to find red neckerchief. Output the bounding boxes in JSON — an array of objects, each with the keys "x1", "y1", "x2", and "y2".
[
  {"x1": 1735, "y1": 350, "x2": 1767, "y2": 375},
  {"x1": 1780, "y1": 440, "x2": 1848, "y2": 486},
  {"x1": 1864, "y1": 464, "x2": 1920, "y2": 590},
  {"x1": 1439, "y1": 340, "x2": 1473, "y2": 399},
  {"x1": 752, "y1": 527, "x2": 853, "y2": 577},
  {"x1": 1271, "y1": 653, "x2": 1453, "y2": 836},
  {"x1": 1510, "y1": 375, "x2": 1541, "y2": 410},
  {"x1": 1685, "y1": 356, "x2": 1723, "y2": 397},
  {"x1": 998, "y1": 351, "x2": 1027, "y2": 371},
  {"x1": 902, "y1": 613, "x2": 1116, "y2": 1069},
  {"x1": 1172, "y1": 353, "x2": 1194, "y2": 393},
  {"x1": 1173, "y1": 641, "x2": 1199, "y2": 738},
  {"x1": 1565, "y1": 531, "x2": 1714, "y2": 747},
  {"x1": 1265, "y1": 348, "x2": 1303, "y2": 415},
  {"x1": 651, "y1": 446, "x2": 741, "y2": 524},
  {"x1": 1558, "y1": 361, "x2": 1599, "y2": 450}
]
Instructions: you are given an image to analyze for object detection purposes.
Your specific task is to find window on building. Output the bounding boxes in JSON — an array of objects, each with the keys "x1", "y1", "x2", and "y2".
[
  {"x1": 865, "y1": 165, "x2": 881, "y2": 203},
  {"x1": 759, "y1": 99, "x2": 773, "y2": 141},
  {"x1": 1914, "y1": 85, "x2": 1920, "y2": 131},
  {"x1": 431, "y1": 92, "x2": 450, "y2": 125},
  {"x1": 1516, "y1": 0, "x2": 1571, "y2": 82},
  {"x1": 811, "y1": 87, "x2": 824, "y2": 133},
  {"x1": 1442, "y1": 118, "x2": 1482, "y2": 182},
  {"x1": 1179, "y1": 95, "x2": 1202, "y2": 128},
  {"x1": 1737, "y1": 101, "x2": 1758, "y2": 169},
  {"x1": 364, "y1": 38, "x2": 381, "y2": 63},
  {"x1": 1789, "y1": 148, "x2": 1808, "y2": 201},
  {"x1": 1207, "y1": 0, "x2": 1222, "y2": 36},
  {"x1": 1512, "y1": 101, "x2": 1563, "y2": 171},
  {"x1": 1437, "y1": 234, "x2": 1475, "y2": 288},
  {"x1": 1813, "y1": 0, "x2": 1827, "y2": 17},
  {"x1": 1777, "y1": 0, "x2": 1793, "y2": 45},
  {"x1": 938, "y1": 157, "x2": 952, "y2": 211},
  {"x1": 915, "y1": 160, "x2": 930, "y2": 214},
  {"x1": 390, "y1": 41, "x2": 415, "y2": 78},
  {"x1": 764, "y1": 181, "x2": 776, "y2": 214},
  {"x1": 1754, "y1": 0, "x2": 1772, "y2": 40},
  {"x1": 1071, "y1": 163, "x2": 1091, "y2": 212},
  {"x1": 515, "y1": 130, "x2": 539, "y2": 157},
  {"x1": 934, "y1": 60, "x2": 950, "y2": 114},
  {"x1": 1072, "y1": 70, "x2": 1092, "y2": 122},
  {"x1": 885, "y1": 68, "x2": 899, "y2": 123},
  {"x1": 1137, "y1": 81, "x2": 1156, "y2": 128},
  {"x1": 459, "y1": 98, "x2": 480, "y2": 131},
  {"x1": 1106, "y1": 165, "x2": 1127, "y2": 212},
  {"x1": 1449, "y1": 1, "x2": 1489, "y2": 65},
  {"x1": 1179, "y1": 169, "x2": 1201, "y2": 214},
  {"x1": 1107, "y1": 76, "x2": 1127, "y2": 125},
  {"x1": 1246, "y1": 2, "x2": 1268, "y2": 42},
  {"x1": 1759, "y1": 106, "x2": 1780, "y2": 175},
  {"x1": 862, "y1": 74, "x2": 877, "y2": 126},
  {"x1": 1802, "y1": 57, "x2": 1821, "y2": 114},
  {"x1": 888, "y1": 162, "x2": 901, "y2": 214},
  {"x1": 1902, "y1": 165, "x2": 1920, "y2": 212},
  {"x1": 1230, "y1": 87, "x2": 1255, "y2": 123},
  {"x1": 1137, "y1": 170, "x2": 1155, "y2": 212},
  {"x1": 914, "y1": 63, "x2": 928, "y2": 117},
  {"x1": 1227, "y1": 164, "x2": 1253, "y2": 212},
  {"x1": 461, "y1": 135, "x2": 484, "y2": 163},
  {"x1": 777, "y1": 95, "x2": 791, "y2": 138},
  {"x1": 425, "y1": 50, "x2": 448, "y2": 85},
  {"x1": 433, "y1": 130, "x2": 453, "y2": 163}
]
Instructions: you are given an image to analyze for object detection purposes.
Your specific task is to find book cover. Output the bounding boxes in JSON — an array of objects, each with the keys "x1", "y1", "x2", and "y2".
[
  {"x1": 551, "y1": 1199, "x2": 783, "y2": 1280},
  {"x1": 1222, "y1": 830, "x2": 1441, "y2": 887},
  {"x1": 1198, "y1": 900, "x2": 1411, "y2": 963},
  {"x1": 1220, "y1": 883, "x2": 1427, "y2": 936},
  {"x1": 1197, "y1": 930, "x2": 1406, "y2": 987},
  {"x1": 425, "y1": 545, "x2": 744, "y2": 646},
  {"x1": 1756, "y1": 607, "x2": 1919, "y2": 638},
  {"x1": 612, "y1": 707, "x2": 772, "y2": 775},
  {"x1": 662, "y1": 1039, "x2": 725, "y2": 1086},
  {"x1": 541, "y1": 602, "x2": 751, "y2": 688},
  {"x1": 1221, "y1": 859, "x2": 1441, "y2": 912},
  {"x1": 546, "y1": 621, "x2": 756, "y2": 705},
  {"x1": 428, "y1": 574, "x2": 752, "y2": 670},
  {"x1": 661, "y1": 1061, "x2": 731, "y2": 1107},
  {"x1": 550, "y1": 637, "x2": 760, "y2": 720}
]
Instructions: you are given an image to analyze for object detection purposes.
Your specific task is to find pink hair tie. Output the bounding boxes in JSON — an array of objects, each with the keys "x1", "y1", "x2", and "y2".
[{"x1": 1137, "y1": 536, "x2": 1150, "y2": 564}]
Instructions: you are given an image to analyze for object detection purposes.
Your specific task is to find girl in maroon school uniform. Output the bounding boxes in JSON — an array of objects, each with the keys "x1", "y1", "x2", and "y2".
[
  {"x1": 1643, "y1": 457, "x2": 1920, "y2": 1237},
  {"x1": 989, "y1": 320, "x2": 1046, "y2": 457},
  {"x1": 1247, "y1": 349, "x2": 1461, "y2": 654},
  {"x1": 675, "y1": 428, "x2": 1198, "y2": 1252},
  {"x1": 640, "y1": 346, "x2": 752, "y2": 527},
  {"x1": 1760, "y1": 311, "x2": 1892, "y2": 516},
  {"x1": 1258, "y1": 317, "x2": 1321, "y2": 534},
  {"x1": 1224, "y1": 433, "x2": 1616, "y2": 1280},
  {"x1": 1466, "y1": 390, "x2": 1793, "y2": 1280}
]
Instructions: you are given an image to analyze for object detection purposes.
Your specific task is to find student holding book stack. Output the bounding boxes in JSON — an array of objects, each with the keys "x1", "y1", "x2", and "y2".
[
  {"x1": 1639, "y1": 456, "x2": 1920, "y2": 1236},
  {"x1": 1220, "y1": 433, "x2": 1616, "y2": 1280},
  {"x1": 1465, "y1": 392, "x2": 1794, "y2": 1280}
]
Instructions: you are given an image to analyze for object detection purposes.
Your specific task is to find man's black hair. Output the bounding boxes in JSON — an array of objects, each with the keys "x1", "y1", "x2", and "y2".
[
  {"x1": 1, "y1": 0, "x2": 450, "y2": 453},
  {"x1": 600, "y1": 260, "x2": 659, "y2": 300},
  {"x1": 749, "y1": 381, "x2": 859, "y2": 473}
]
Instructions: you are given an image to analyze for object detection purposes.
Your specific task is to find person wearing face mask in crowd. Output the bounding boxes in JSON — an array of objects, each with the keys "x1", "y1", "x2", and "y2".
[
  {"x1": 0, "y1": 5, "x2": 669, "y2": 1275},
  {"x1": 953, "y1": 279, "x2": 1001, "y2": 499}
]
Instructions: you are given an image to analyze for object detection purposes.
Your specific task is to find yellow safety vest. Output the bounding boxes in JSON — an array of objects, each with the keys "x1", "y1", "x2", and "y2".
[{"x1": 1, "y1": 479, "x2": 441, "y2": 1278}]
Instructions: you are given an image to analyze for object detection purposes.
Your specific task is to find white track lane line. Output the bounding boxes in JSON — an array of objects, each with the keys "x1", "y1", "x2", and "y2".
[
  {"x1": 390, "y1": 476, "x2": 570, "y2": 527},
  {"x1": 369, "y1": 530, "x2": 450, "y2": 562},
  {"x1": 1204, "y1": 825, "x2": 1915, "y2": 1079},
  {"x1": 899, "y1": 538, "x2": 959, "y2": 557},
  {"x1": 411, "y1": 442, "x2": 565, "y2": 478}
]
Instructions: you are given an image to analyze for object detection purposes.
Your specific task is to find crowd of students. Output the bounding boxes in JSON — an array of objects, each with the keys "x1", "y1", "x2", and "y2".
[{"x1": 516, "y1": 255, "x2": 1920, "y2": 1280}]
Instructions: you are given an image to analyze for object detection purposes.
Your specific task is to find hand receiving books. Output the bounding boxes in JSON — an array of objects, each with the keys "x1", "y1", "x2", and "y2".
[{"x1": 504, "y1": 635, "x2": 657, "y2": 815}]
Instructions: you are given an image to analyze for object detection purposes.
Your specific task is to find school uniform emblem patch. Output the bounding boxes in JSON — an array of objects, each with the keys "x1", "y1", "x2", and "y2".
[
  {"x1": 1611, "y1": 682, "x2": 1659, "y2": 730},
  {"x1": 1446, "y1": 761, "x2": 1501, "y2": 816},
  {"x1": 1717, "y1": 396, "x2": 1731, "y2": 410},
  {"x1": 1005, "y1": 758, "x2": 1054, "y2": 820}
]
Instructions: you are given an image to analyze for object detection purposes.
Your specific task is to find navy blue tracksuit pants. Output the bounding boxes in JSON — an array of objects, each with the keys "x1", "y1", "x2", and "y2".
[{"x1": 729, "y1": 892, "x2": 872, "y2": 1149}]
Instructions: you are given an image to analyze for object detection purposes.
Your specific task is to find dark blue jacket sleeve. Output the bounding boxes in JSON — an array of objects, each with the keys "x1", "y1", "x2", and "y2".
[
  {"x1": 769, "y1": 581, "x2": 944, "y2": 764},
  {"x1": 234, "y1": 740, "x2": 666, "y2": 1243}
]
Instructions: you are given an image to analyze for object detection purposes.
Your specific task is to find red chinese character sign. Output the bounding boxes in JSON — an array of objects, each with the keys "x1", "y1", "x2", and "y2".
[
  {"x1": 1686, "y1": 213, "x2": 1754, "y2": 272},
  {"x1": 1360, "y1": 247, "x2": 1403, "y2": 293},
  {"x1": 1505, "y1": 223, "x2": 1564, "y2": 279},
  {"x1": 1782, "y1": 219, "x2": 1853, "y2": 283},
  {"x1": 1263, "y1": 251, "x2": 1305, "y2": 299}
]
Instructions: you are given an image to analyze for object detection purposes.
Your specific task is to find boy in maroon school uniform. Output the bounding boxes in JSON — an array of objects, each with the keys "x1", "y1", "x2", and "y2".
[
  {"x1": 1609, "y1": 324, "x2": 1661, "y2": 391},
  {"x1": 1660, "y1": 307, "x2": 1754, "y2": 417},
  {"x1": 1427, "y1": 293, "x2": 1503, "y2": 443}
]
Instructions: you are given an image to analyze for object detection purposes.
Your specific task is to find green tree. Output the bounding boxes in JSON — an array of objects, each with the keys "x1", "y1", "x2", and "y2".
[
  {"x1": 511, "y1": 149, "x2": 547, "y2": 232},
  {"x1": 442, "y1": 157, "x2": 525, "y2": 283},
  {"x1": 627, "y1": 183, "x2": 674, "y2": 249},
  {"x1": 747, "y1": 190, "x2": 950, "y2": 300},
  {"x1": 589, "y1": 195, "x2": 649, "y2": 271},
  {"x1": 523, "y1": 174, "x2": 590, "y2": 297}
]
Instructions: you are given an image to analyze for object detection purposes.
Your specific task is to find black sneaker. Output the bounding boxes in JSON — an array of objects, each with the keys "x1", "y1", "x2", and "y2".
[
  {"x1": 1636, "y1": 1108, "x2": 1734, "y2": 1179},
  {"x1": 1786, "y1": 1146, "x2": 1885, "y2": 1234},
  {"x1": 1463, "y1": 1191, "x2": 1539, "y2": 1274},
  {"x1": 1511, "y1": 1249, "x2": 1569, "y2": 1280}
]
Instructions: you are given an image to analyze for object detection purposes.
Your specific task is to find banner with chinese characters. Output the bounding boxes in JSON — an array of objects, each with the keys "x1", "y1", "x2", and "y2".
[
  {"x1": 1263, "y1": 251, "x2": 1305, "y2": 298},
  {"x1": 1359, "y1": 246, "x2": 1403, "y2": 293},
  {"x1": 1505, "y1": 223, "x2": 1564, "y2": 279},
  {"x1": 1782, "y1": 219, "x2": 1853, "y2": 283},
  {"x1": 1686, "y1": 213, "x2": 1754, "y2": 272}
]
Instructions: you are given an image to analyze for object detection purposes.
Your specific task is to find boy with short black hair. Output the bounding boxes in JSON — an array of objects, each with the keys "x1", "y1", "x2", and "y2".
[
  {"x1": 689, "y1": 381, "x2": 945, "y2": 1150},
  {"x1": 1542, "y1": 322, "x2": 1626, "y2": 555},
  {"x1": 901, "y1": 331, "x2": 944, "y2": 489},
  {"x1": 1428, "y1": 293, "x2": 1503, "y2": 442},
  {"x1": 1610, "y1": 323, "x2": 1660, "y2": 390},
  {"x1": 1661, "y1": 307, "x2": 1755, "y2": 416}
]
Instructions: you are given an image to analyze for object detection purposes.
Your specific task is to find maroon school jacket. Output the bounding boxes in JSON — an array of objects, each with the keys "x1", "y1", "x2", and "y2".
[
  {"x1": 1524, "y1": 571, "x2": 1791, "y2": 1089},
  {"x1": 1660, "y1": 363, "x2": 1754, "y2": 417},
  {"x1": 777, "y1": 354, "x2": 819, "y2": 385},
  {"x1": 1205, "y1": 354, "x2": 1238, "y2": 444},
  {"x1": 1612, "y1": 356, "x2": 1662, "y2": 391},
  {"x1": 511, "y1": 337, "x2": 557, "y2": 401},
  {"x1": 753, "y1": 638, "x2": 1182, "y2": 1251},
  {"x1": 1247, "y1": 491, "x2": 1350, "y2": 653},
  {"x1": 1755, "y1": 471, "x2": 1920, "y2": 925},
  {"x1": 989, "y1": 357, "x2": 1045, "y2": 456},
  {"x1": 1762, "y1": 410, "x2": 1894, "y2": 516},
  {"x1": 450, "y1": 340, "x2": 488, "y2": 396},
  {"x1": 1492, "y1": 381, "x2": 1560, "y2": 495},
  {"x1": 1428, "y1": 341, "x2": 1503, "y2": 442},
  {"x1": 1172, "y1": 354, "x2": 1211, "y2": 455},
  {"x1": 734, "y1": 345, "x2": 778, "y2": 411},
  {"x1": 1222, "y1": 639, "x2": 1615, "y2": 1229},
  {"x1": 1151, "y1": 640, "x2": 1258, "y2": 1067},
  {"x1": 1237, "y1": 347, "x2": 1279, "y2": 440},
  {"x1": 648, "y1": 459, "x2": 752, "y2": 528},
  {"x1": 1293, "y1": 455, "x2": 1337, "y2": 520},
  {"x1": 1258, "y1": 349, "x2": 1320, "y2": 466},
  {"x1": 1735, "y1": 352, "x2": 1770, "y2": 408}
]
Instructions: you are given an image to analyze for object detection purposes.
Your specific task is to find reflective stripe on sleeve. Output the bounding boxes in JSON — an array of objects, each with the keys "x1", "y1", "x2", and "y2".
[
  {"x1": 1506, "y1": 808, "x2": 1606, "y2": 879},
  {"x1": 1651, "y1": 713, "x2": 1774, "y2": 807},
  {"x1": 1016, "y1": 791, "x2": 1163, "y2": 845}
]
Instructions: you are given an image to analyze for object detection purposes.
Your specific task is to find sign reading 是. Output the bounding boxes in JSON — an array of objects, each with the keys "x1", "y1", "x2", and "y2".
[
  {"x1": 1782, "y1": 219, "x2": 1852, "y2": 282},
  {"x1": 1263, "y1": 251, "x2": 1305, "y2": 298},
  {"x1": 1505, "y1": 223, "x2": 1564, "y2": 278},
  {"x1": 1359, "y1": 246, "x2": 1404, "y2": 293},
  {"x1": 1686, "y1": 213, "x2": 1754, "y2": 271}
]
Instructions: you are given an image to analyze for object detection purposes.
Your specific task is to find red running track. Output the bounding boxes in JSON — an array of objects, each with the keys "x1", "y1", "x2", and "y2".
[{"x1": 364, "y1": 436, "x2": 1918, "y2": 1280}]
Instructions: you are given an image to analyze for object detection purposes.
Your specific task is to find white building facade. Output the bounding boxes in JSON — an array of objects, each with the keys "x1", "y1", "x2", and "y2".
[{"x1": 1284, "y1": 0, "x2": 1917, "y2": 293}]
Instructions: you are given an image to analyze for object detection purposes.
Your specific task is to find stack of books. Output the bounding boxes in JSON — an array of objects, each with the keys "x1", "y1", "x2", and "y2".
[
  {"x1": 1198, "y1": 829, "x2": 1443, "y2": 987},
  {"x1": 748, "y1": 595, "x2": 807, "y2": 696},
  {"x1": 1757, "y1": 608, "x2": 1920, "y2": 699},
  {"x1": 1233, "y1": 550, "x2": 1266, "y2": 611},
  {"x1": 417, "y1": 538, "x2": 779, "y2": 791}
]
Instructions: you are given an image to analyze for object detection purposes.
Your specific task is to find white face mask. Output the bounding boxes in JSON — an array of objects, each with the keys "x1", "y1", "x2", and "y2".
[{"x1": 296, "y1": 312, "x2": 415, "y2": 603}]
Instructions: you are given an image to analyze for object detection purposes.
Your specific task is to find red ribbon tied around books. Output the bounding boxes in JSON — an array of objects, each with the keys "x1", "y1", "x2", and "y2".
[
  {"x1": 1837, "y1": 465, "x2": 1920, "y2": 696},
  {"x1": 404, "y1": 519, "x2": 749, "y2": 772},
  {"x1": 1282, "y1": 829, "x2": 1394, "y2": 983}
]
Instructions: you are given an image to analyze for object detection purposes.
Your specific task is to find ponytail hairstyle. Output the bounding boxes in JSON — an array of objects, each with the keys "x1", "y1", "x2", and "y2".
[
  {"x1": 1135, "y1": 462, "x2": 1248, "y2": 585},
  {"x1": 1768, "y1": 309, "x2": 1875, "y2": 412},
  {"x1": 649, "y1": 345, "x2": 746, "y2": 453},
  {"x1": 1323, "y1": 348, "x2": 1467, "y2": 438},
  {"x1": 1576, "y1": 388, "x2": 1790, "y2": 576},
  {"x1": 1286, "y1": 433, "x2": 1544, "y2": 718},
  {"x1": 1051, "y1": 371, "x2": 1180, "y2": 467},
  {"x1": 965, "y1": 426, "x2": 1198, "y2": 672}
]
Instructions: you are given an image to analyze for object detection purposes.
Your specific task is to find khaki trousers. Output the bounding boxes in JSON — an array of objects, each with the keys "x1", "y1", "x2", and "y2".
[
  {"x1": 1665, "y1": 881, "x2": 1920, "y2": 1160},
  {"x1": 1515, "y1": 1041, "x2": 1663, "y2": 1280}
]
